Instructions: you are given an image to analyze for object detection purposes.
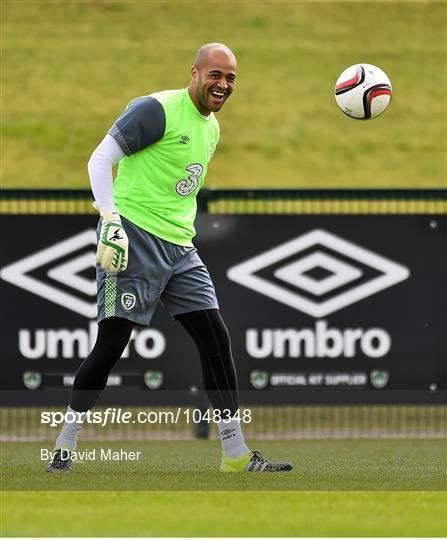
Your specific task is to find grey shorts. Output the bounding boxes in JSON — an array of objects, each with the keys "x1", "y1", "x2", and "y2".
[{"x1": 97, "y1": 216, "x2": 219, "y2": 326}]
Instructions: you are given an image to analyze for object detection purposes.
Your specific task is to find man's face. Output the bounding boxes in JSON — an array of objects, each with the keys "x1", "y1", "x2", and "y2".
[{"x1": 191, "y1": 50, "x2": 237, "y2": 115}]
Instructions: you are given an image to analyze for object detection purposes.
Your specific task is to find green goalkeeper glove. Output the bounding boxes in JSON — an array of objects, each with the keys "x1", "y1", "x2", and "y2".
[{"x1": 96, "y1": 209, "x2": 129, "y2": 272}]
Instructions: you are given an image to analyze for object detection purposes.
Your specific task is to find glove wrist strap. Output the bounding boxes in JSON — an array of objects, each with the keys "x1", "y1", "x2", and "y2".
[{"x1": 101, "y1": 210, "x2": 122, "y2": 224}]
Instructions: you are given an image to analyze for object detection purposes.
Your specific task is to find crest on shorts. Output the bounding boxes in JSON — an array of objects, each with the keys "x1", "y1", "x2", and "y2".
[{"x1": 121, "y1": 293, "x2": 136, "y2": 311}]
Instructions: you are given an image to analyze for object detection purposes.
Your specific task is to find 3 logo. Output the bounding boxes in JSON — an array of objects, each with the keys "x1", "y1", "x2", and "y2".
[{"x1": 176, "y1": 163, "x2": 203, "y2": 197}]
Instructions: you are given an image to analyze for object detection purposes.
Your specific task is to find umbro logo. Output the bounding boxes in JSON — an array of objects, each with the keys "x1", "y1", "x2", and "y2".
[
  {"x1": 227, "y1": 229, "x2": 410, "y2": 318},
  {"x1": 220, "y1": 428, "x2": 236, "y2": 440},
  {"x1": 220, "y1": 429, "x2": 236, "y2": 436},
  {"x1": 0, "y1": 229, "x2": 98, "y2": 318},
  {"x1": 179, "y1": 135, "x2": 190, "y2": 144}
]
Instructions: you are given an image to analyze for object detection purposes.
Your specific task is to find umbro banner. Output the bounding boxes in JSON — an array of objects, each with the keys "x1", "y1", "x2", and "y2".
[{"x1": 1, "y1": 214, "x2": 446, "y2": 405}]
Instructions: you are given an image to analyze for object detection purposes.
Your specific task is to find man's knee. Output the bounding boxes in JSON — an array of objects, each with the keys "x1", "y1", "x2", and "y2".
[{"x1": 95, "y1": 317, "x2": 133, "y2": 352}]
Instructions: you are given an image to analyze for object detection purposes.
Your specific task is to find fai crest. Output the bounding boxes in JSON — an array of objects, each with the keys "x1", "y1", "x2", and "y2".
[
  {"x1": 23, "y1": 371, "x2": 42, "y2": 390},
  {"x1": 250, "y1": 370, "x2": 269, "y2": 390},
  {"x1": 144, "y1": 370, "x2": 164, "y2": 390},
  {"x1": 370, "y1": 370, "x2": 389, "y2": 389},
  {"x1": 121, "y1": 293, "x2": 136, "y2": 311}
]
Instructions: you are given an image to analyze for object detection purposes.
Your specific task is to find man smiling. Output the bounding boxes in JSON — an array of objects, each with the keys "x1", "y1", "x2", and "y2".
[
  {"x1": 190, "y1": 43, "x2": 236, "y2": 113},
  {"x1": 46, "y1": 43, "x2": 292, "y2": 474}
]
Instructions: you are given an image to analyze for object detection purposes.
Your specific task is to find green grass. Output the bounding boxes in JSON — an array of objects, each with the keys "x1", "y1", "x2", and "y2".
[
  {"x1": 2, "y1": 2, "x2": 446, "y2": 536},
  {"x1": 2, "y1": 490, "x2": 446, "y2": 537},
  {"x1": 1, "y1": 440, "x2": 446, "y2": 536},
  {"x1": 3, "y1": 1, "x2": 446, "y2": 189},
  {"x1": 2, "y1": 439, "x2": 446, "y2": 491}
]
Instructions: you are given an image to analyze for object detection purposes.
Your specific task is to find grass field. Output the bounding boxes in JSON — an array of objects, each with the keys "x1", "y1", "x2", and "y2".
[
  {"x1": 1, "y1": 439, "x2": 446, "y2": 536},
  {"x1": 2, "y1": 490, "x2": 446, "y2": 537},
  {"x1": 2, "y1": 1, "x2": 446, "y2": 537},
  {"x1": 2, "y1": 439, "x2": 446, "y2": 491},
  {"x1": 3, "y1": 1, "x2": 446, "y2": 189}
]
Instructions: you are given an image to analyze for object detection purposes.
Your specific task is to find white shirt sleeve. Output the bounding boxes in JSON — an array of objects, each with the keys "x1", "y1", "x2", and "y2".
[{"x1": 87, "y1": 133, "x2": 125, "y2": 212}]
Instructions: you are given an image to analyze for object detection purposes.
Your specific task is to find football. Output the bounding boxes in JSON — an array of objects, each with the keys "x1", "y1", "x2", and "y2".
[{"x1": 335, "y1": 63, "x2": 392, "y2": 119}]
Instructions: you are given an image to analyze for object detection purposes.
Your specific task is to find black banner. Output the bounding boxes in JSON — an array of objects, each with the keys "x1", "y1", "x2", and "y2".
[
  {"x1": 1, "y1": 214, "x2": 446, "y2": 404},
  {"x1": 196, "y1": 214, "x2": 447, "y2": 400}
]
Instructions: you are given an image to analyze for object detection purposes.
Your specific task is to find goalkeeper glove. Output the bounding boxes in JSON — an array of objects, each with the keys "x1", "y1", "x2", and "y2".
[{"x1": 96, "y1": 208, "x2": 129, "y2": 272}]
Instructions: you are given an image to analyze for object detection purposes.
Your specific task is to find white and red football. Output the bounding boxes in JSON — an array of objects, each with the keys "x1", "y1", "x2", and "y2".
[{"x1": 335, "y1": 64, "x2": 392, "y2": 120}]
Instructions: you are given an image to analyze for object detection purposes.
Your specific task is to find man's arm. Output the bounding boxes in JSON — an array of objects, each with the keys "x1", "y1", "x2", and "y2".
[
  {"x1": 89, "y1": 96, "x2": 166, "y2": 272},
  {"x1": 89, "y1": 96, "x2": 166, "y2": 210},
  {"x1": 88, "y1": 133, "x2": 125, "y2": 212},
  {"x1": 88, "y1": 134, "x2": 128, "y2": 272},
  {"x1": 108, "y1": 96, "x2": 166, "y2": 155}
]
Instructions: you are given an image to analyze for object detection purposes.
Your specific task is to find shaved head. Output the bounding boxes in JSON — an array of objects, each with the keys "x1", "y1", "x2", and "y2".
[
  {"x1": 188, "y1": 43, "x2": 237, "y2": 115},
  {"x1": 194, "y1": 43, "x2": 236, "y2": 69}
]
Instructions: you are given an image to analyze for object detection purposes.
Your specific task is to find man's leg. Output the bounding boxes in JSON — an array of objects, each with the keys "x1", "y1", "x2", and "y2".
[
  {"x1": 176, "y1": 309, "x2": 292, "y2": 472},
  {"x1": 176, "y1": 309, "x2": 250, "y2": 458},
  {"x1": 46, "y1": 317, "x2": 132, "y2": 472},
  {"x1": 163, "y1": 246, "x2": 292, "y2": 472}
]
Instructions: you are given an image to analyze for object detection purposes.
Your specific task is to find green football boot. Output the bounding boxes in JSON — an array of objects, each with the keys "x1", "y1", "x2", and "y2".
[{"x1": 221, "y1": 450, "x2": 293, "y2": 472}]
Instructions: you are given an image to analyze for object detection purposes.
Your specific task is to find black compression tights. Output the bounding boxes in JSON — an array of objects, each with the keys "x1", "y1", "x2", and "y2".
[
  {"x1": 176, "y1": 309, "x2": 239, "y2": 415},
  {"x1": 70, "y1": 317, "x2": 133, "y2": 412},
  {"x1": 69, "y1": 310, "x2": 239, "y2": 414}
]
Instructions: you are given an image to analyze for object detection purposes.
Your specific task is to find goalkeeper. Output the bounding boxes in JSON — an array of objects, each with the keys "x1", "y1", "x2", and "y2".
[{"x1": 47, "y1": 43, "x2": 292, "y2": 474}]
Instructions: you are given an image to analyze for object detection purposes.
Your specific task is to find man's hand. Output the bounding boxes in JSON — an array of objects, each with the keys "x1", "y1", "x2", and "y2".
[{"x1": 96, "y1": 210, "x2": 129, "y2": 272}]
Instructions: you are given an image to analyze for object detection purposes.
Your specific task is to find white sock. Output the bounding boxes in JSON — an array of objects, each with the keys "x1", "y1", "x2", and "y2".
[
  {"x1": 217, "y1": 418, "x2": 250, "y2": 459},
  {"x1": 54, "y1": 406, "x2": 87, "y2": 452}
]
